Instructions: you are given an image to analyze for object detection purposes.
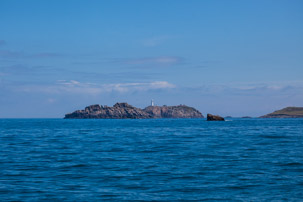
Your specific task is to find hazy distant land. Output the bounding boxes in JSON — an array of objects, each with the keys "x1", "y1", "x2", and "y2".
[{"x1": 260, "y1": 107, "x2": 303, "y2": 118}]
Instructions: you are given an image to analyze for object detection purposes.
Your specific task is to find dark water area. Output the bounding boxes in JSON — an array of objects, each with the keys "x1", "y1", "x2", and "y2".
[{"x1": 0, "y1": 118, "x2": 303, "y2": 201}]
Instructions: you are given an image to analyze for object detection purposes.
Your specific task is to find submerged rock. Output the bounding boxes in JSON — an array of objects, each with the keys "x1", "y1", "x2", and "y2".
[
  {"x1": 207, "y1": 114, "x2": 225, "y2": 121},
  {"x1": 64, "y1": 103, "x2": 204, "y2": 119}
]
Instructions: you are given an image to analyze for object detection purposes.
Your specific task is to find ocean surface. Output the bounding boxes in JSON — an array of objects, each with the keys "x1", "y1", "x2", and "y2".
[{"x1": 0, "y1": 118, "x2": 302, "y2": 201}]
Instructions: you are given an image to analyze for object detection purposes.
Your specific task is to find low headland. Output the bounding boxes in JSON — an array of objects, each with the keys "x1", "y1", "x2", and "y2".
[
  {"x1": 260, "y1": 107, "x2": 303, "y2": 118},
  {"x1": 64, "y1": 102, "x2": 204, "y2": 119}
]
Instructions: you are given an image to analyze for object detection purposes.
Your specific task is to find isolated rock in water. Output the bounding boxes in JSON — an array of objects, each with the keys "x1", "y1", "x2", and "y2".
[
  {"x1": 207, "y1": 114, "x2": 225, "y2": 121},
  {"x1": 260, "y1": 107, "x2": 303, "y2": 118},
  {"x1": 64, "y1": 103, "x2": 204, "y2": 119},
  {"x1": 143, "y1": 105, "x2": 204, "y2": 118}
]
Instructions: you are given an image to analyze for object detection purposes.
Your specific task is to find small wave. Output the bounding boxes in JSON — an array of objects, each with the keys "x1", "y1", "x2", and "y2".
[
  {"x1": 59, "y1": 164, "x2": 88, "y2": 169},
  {"x1": 226, "y1": 184, "x2": 259, "y2": 190},
  {"x1": 280, "y1": 162, "x2": 303, "y2": 167},
  {"x1": 260, "y1": 135, "x2": 288, "y2": 139}
]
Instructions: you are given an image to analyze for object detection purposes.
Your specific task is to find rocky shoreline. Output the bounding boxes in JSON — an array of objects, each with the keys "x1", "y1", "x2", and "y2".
[
  {"x1": 65, "y1": 104, "x2": 303, "y2": 120},
  {"x1": 64, "y1": 103, "x2": 204, "y2": 119}
]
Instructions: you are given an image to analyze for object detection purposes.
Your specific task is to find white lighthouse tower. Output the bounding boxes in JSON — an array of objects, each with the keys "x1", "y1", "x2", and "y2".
[{"x1": 151, "y1": 99, "x2": 154, "y2": 106}]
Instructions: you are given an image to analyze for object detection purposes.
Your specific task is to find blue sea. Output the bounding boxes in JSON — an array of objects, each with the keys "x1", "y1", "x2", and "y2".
[{"x1": 0, "y1": 118, "x2": 303, "y2": 201}]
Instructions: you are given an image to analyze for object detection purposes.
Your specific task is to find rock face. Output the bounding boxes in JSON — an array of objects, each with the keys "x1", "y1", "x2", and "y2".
[
  {"x1": 207, "y1": 114, "x2": 225, "y2": 121},
  {"x1": 64, "y1": 103, "x2": 204, "y2": 119},
  {"x1": 260, "y1": 107, "x2": 303, "y2": 118},
  {"x1": 144, "y1": 105, "x2": 203, "y2": 118},
  {"x1": 64, "y1": 103, "x2": 151, "y2": 119}
]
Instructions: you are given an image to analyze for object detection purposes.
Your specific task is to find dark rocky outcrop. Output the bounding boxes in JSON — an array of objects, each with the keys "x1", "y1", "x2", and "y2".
[
  {"x1": 207, "y1": 114, "x2": 225, "y2": 121},
  {"x1": 64, "y1": 103, "x2": 151, "y2": 119},
  {"x1": 64, "y1": 103, "x2": 204, "y2": 119},
  {"x1": 260, "y1": 107, "x2": 303, "y2": 118},
  {"x1": 144, "y1": 105, "x2": 203, "y2": 118}
]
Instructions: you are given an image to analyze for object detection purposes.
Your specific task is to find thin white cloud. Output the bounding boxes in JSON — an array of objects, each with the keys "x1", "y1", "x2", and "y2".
[
  {"x1": 195, "y1": 82, "x2": 303, "y2": 96},
  {"x1": 0, "y1": 50, "x2": 22, "y2": 58},
  {"x1": 122, "y1": 56, "x2": 183, "y2": 66},
  {"x1": 47, "y1": 98, "x2": 56, "y2": 103},
  {"x1": 142, "y1": 36, "x2": 170, "y2": 47},
  {"x1": 57, "y1": 80, "x2": 81, "y2": 86},
  {"x1": 0, "y1": 40, "x2": 6, "y2": 46},
  {"x1": 0, "y1": 50, "x2": 62, "y2": 59},
  {"x1": 103, "y1": 81, "x2": 175, "y2": 93},
  {"x1": 17, "y1": 80, "x2": 176, "y2": 95}
]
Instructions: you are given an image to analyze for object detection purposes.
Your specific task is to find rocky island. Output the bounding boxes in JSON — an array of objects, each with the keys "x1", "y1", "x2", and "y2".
[
  {"x1": 260, "y1": 107, "x2": 303, "y2": 118},
  {"x1": 64, "y1": 102, "x2": 204, "y2": 119}
]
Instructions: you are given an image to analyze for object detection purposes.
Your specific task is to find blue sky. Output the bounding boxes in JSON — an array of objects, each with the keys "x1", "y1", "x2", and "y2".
[{"x1": 0, "y1": 0, "x2": 302, "y2": 117}]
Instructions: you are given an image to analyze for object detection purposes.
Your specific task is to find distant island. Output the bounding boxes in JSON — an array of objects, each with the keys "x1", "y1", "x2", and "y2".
[
  {"x1": 260, "y1": 107, "x2": 303, "y2": 118},
  {"x1": 64, "y1": 102, "x2": 204, "y2": 119}
]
